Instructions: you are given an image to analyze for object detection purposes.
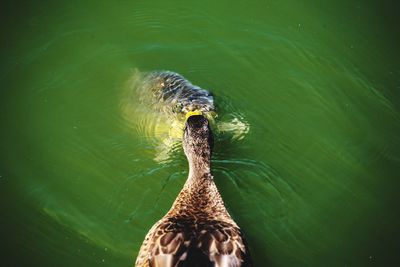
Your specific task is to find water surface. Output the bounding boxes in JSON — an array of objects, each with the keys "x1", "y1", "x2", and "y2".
[{"x1": 1, "y1": 0, "x2": 400, "y2": 266}]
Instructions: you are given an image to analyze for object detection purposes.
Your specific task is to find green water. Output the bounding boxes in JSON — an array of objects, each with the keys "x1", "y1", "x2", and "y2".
[{"x1": 1, "y1": 0, "x2": 400, "y2": 266}]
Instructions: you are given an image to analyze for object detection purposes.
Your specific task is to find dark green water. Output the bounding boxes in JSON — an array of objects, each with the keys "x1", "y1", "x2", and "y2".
[{"x1": 1, "y1": 1, "x2": 400, "y2": 266}]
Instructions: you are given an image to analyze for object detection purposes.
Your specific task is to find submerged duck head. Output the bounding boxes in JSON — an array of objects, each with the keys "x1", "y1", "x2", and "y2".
[{"x1": 183, "y1": 115, "x2": 213, "y2": 162}]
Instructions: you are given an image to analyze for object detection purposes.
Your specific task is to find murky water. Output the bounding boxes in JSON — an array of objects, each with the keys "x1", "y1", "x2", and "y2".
[{"x1": 1, "y1": 0, "x2": 400, "y2": 266}]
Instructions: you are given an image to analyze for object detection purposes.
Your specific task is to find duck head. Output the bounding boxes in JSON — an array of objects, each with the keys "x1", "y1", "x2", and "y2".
[{"x1": 183, "y1": 115, "x2": 213, "y2": 169}]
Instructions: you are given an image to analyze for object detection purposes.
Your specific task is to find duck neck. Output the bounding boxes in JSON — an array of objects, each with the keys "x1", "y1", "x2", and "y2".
[
  {"x1": 169, "y1": 146, "x2": 232, "y2": 219},
  {"x1": 186, "y1": 151, "x2": 212, "y2": 186}
]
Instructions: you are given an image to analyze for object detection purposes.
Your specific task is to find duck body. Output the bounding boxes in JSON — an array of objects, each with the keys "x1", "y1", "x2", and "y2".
[
  {"x1": 135, "y1": 174, "x2": 250, "y2": 267},
  {"x1": 135, "y1": 116, "x2": 251, "y2": 267}
]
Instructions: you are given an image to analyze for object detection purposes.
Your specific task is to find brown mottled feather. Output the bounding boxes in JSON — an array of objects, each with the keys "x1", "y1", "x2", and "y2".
[{"x1": 135, "y1": 108, "x2": 252, "y2": 267}]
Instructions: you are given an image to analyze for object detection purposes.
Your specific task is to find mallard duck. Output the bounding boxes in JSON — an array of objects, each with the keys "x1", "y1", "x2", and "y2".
[{"x1": 135, "y1": 114, "x2": 252, "y2": 267}]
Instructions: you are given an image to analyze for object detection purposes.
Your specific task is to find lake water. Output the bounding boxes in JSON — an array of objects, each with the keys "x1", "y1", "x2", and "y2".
[{"x1": 1, "y1": 0, "x2": 400, "y2": 266}]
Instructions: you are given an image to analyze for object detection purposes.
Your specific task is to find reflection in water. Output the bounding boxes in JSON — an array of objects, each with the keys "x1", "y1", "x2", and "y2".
[{"x1": 120, "y1": 69, "x2": 250, "y2": 162}]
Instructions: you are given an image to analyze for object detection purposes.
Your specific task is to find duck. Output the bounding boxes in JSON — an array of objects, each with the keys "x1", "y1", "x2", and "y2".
[{"x1": 135, "y1": 113, "x2": 252, "y2": 267}]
